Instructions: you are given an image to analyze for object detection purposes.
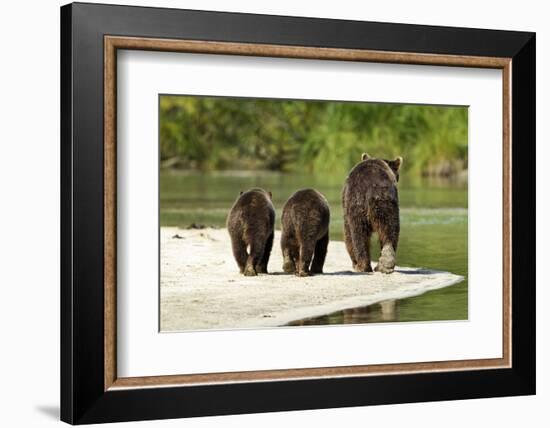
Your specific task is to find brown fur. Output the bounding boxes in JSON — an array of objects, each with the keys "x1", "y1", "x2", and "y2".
[
  {"x1": 281, "y1": 189, "x2": 330, "y2": 276},
  {"x1": 342, "y1": 153, "x2": 402, "y2": 274},
  {"x1": 227, "y1": 188, "x2": 275, "y2": 276}
]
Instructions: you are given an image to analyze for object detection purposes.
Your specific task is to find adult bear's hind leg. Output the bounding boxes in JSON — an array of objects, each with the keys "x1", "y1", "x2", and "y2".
[
  {"x1": 375, "y1": 243, "x2": 396, "y2": 273},
  {"x1": 349, "y1": 219, "x2": 373, "y2": 273},
  {"x1": 343, "y1": 219, "x2": 357, "y2": 270},
  {"x1": 374, "y1": 209, "x2": 399, "y2": 274}
]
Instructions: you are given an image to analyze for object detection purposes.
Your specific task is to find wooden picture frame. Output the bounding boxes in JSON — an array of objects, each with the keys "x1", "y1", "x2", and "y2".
[{"x1": 61, "y1": 2, "x2": 535, "y2": 424}]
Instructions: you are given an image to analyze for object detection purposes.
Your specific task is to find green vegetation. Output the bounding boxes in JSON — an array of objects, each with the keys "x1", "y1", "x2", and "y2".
[
  {"x1": 159, "y1": 95, "x2": 469, "y2": 323},
  {"x1": 160, "y1": 95, "x2": 468, "y2": 176}
]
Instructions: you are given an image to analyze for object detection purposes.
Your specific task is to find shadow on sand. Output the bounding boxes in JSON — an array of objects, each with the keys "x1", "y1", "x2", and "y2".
[{"x1": 268, "y1": 268, "x2": 442, "y2": 277}]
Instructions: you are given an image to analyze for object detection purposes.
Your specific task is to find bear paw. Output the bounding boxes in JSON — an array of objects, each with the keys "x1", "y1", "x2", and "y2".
[
  {"x1": 376, "y1": 244, "x2": 396, "y2": 274},
  {"x1": 354, "y1": 262, "x2": 373, "y2": 273},
  {"x1": 374, "y1": 264, "x2": 394, "y2": 274},
  {"x1": 255, "y1": 265, "x2": 268, "y2": 274},
  {"x1": 243, "y1": 266, "x2": 257, "y2": 276},
  {"x1": 282, "y1": 260, "x2": 296, "y2": 273}
]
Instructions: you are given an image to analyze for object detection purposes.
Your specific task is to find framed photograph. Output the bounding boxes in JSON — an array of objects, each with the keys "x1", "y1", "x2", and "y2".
[{"x1": 60, "y1": 2, "x2": 535, "y2": 424}]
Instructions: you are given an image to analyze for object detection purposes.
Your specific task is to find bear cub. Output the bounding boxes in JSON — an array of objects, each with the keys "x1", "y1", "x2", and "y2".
[
  {"x1": 281, "y1": 188, "x2": 330, "y2": 277},
  {"x1": 227, "y1": 188, "x2": 275, "y2": 276},
  {"x1": 342, "y1": 153, "x2": 402, "y2": 274}
]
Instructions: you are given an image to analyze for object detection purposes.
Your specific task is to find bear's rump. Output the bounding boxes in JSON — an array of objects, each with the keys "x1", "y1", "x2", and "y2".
[{"x1": 285, "y1": 205, "x2": 327, "y2": 241}]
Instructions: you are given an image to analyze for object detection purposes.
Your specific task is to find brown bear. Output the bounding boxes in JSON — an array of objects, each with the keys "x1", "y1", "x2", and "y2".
[
  {"x1": 342, "y1": 153, "x2": 402, "y2": 274},
  {"x1": 227, "y1": 188, "x2": 275, "y2": 276},
  {"x1": 281, "y1": 188, "x2": 330, "y2": 276}
]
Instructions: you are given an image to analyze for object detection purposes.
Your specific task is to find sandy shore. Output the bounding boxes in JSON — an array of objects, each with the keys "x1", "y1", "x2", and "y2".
[{"x1": 160, "y1": 227, "x2": 464, "y2": 331}]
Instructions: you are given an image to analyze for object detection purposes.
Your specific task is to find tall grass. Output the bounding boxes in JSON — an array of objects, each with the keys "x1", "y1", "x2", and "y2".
[{"x1": 160, "y1": 95, "x2": 468, "y2": 176}]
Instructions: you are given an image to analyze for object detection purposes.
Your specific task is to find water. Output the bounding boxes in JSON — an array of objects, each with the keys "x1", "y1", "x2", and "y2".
[{"x1": 160, "y1": 170, "x2": 468, "y2": 323}]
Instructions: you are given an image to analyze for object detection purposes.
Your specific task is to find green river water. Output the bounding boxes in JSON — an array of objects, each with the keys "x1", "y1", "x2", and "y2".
[{"x1": 160, "y1": 170, "x2": 468, "y2": 324}]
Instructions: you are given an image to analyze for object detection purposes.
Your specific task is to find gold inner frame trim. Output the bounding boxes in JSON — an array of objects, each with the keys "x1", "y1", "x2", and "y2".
[{"x1": 104, "y1": 35, "x2": 512, "y2": 391}]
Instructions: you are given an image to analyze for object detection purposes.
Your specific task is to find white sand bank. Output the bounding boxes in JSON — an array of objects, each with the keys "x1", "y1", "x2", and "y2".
[{"x1": 160, "y1": 227, "x2": 463, "y2": 331}]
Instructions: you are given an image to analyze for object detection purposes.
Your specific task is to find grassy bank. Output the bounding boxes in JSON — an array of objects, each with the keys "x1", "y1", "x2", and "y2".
[{"x1": 160, "y1": 95, "x2": 468, "y2": 177}]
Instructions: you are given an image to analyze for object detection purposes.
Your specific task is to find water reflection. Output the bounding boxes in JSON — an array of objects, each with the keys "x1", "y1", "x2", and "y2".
[
  {"x1": 287, "y1": 299, "x2": 399, "y2": 326},
  {"x1": 161, "y1": 171, "x2": 468, "y2": 323}
]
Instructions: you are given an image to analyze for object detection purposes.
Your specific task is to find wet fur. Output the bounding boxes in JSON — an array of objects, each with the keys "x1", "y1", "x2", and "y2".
[
  {"x1": 342, "y1": 154, "x2": 402, "y2": 273},
  {"x1": 281, "y1": 189, "x2": 330, "y2": 276},
  {"x1": 227, "y1": 188, "x2": 275, "y2": 276}
]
